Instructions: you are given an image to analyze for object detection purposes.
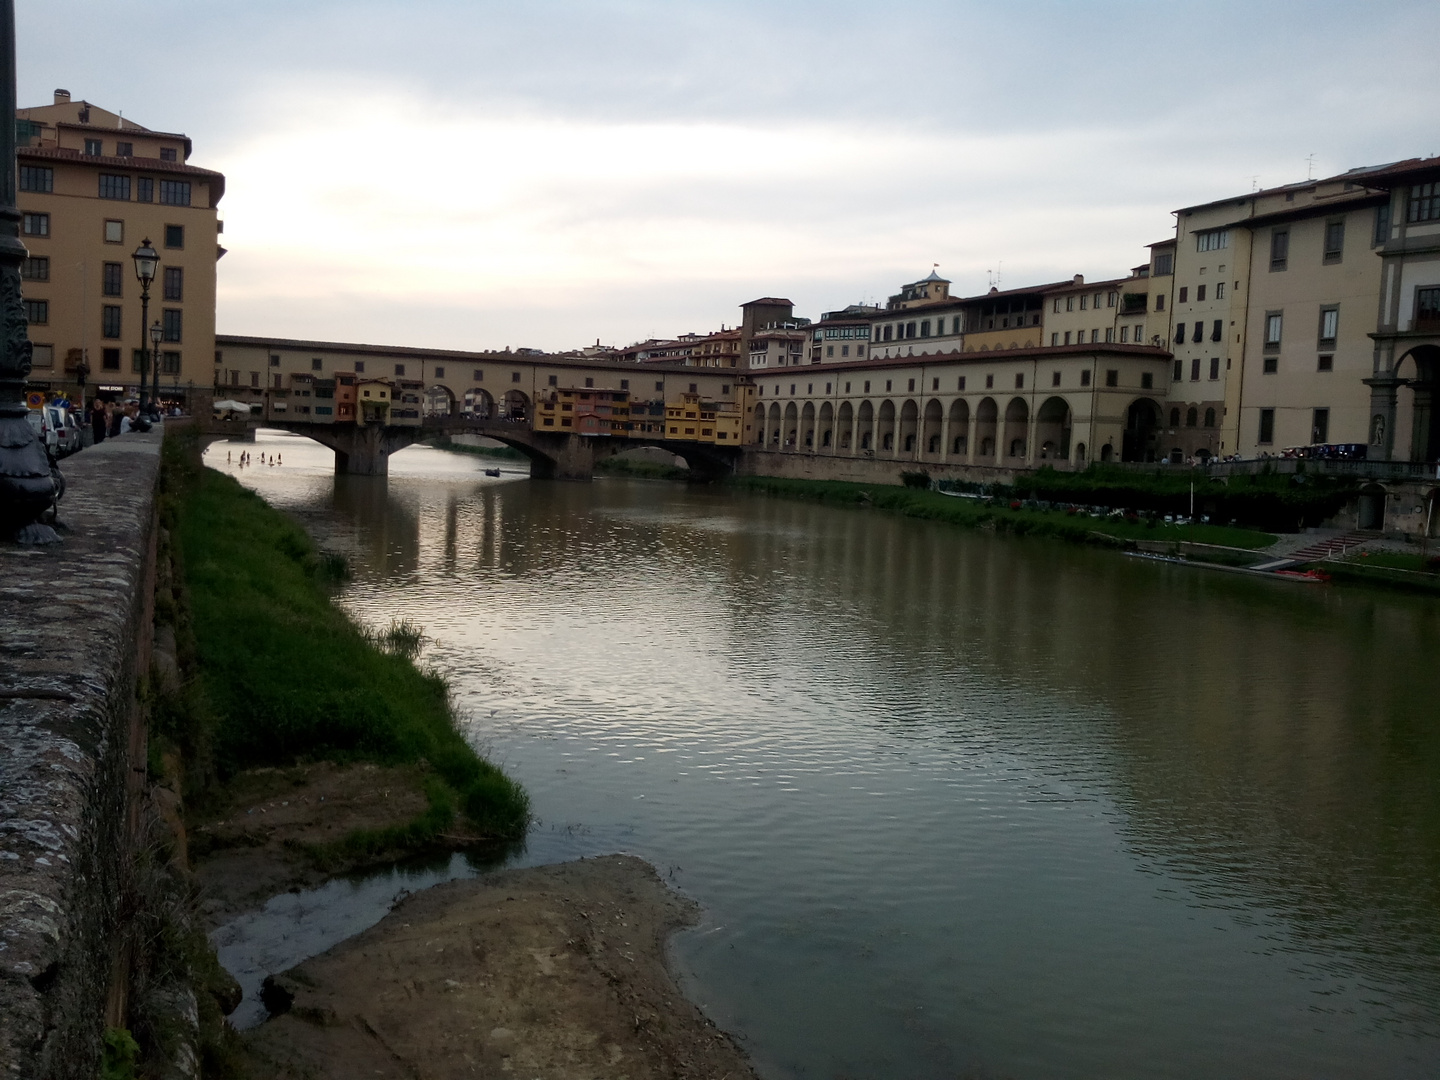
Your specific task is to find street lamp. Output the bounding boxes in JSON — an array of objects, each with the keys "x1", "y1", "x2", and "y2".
[
  {"x1": 0, "y1": 0, "x2": 60, "y2": 542},
  {"x1": 132, "y1": 238, "x2": 158, "y2": 411},
  {"x1": 149, "y1": 319, "x2": 163, "y2": 414}
]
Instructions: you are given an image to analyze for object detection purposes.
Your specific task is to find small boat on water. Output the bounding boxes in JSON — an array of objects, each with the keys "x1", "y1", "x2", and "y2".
[{"x1": 484, "y1": 467, "x2": 501, "y2": 477}]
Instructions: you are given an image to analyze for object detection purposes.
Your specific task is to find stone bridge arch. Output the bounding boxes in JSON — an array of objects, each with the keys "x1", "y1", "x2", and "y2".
[
  {"x1": 424, "y1": 384, "x2": 459, "y2": 417},
  {"x1": 464, "y1": 387, "x2": 494, "y2": 418},
  {"x1": 500, "y1": 389, "x2": 531, "y2": 422}
]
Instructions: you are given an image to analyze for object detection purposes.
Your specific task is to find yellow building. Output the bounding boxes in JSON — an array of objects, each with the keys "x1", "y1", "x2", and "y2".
[
  {"x1": 16, "y1": 89, "x2": 224, "y2": 408},
  {"x1": 356, "y1": 379, "x2": 394, "y2": 425},
  {"x1": 661, "y1": 392, "x2": 742, "y2": 443}
]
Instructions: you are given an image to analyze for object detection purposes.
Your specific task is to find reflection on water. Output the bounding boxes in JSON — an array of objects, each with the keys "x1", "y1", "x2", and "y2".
[{"x1": 211, "y1": 431, "x2": 1440, "y2": 1080}]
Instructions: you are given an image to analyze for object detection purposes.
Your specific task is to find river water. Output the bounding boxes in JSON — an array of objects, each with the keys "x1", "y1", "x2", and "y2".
[{"x1": 211, "y1": 430, "x2": 1440, "y2": 1080}]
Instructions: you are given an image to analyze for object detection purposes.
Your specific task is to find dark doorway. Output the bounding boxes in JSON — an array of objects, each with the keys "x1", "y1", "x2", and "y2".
[
  {"x1": 1357, "y1": 485, "x2": 1386, "y2": 531},
  {"x1": 1122, "y1": 399, "x2": 1162, "y2": 462}
]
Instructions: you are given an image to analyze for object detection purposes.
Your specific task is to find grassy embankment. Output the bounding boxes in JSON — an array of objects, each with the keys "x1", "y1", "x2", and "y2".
[
  {"x1": 425, "y1": 435, "x2": 527, "y2": 461},
  {"x1": 595, "y1": 455, "x2": 693, "y2": 481},
  {"x1": 727, "y1": 474, "x2": 1277, "y2": 551},
  {"x1": 1304, "y1": 548, "x2": 1440, "y2": 594},
  {"x1": 162, "y1": 436, "x2": 529, "y2": 862}
]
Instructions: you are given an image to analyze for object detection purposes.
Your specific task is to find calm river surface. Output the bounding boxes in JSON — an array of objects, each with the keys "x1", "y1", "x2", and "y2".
[{"x1": 212, "y1": 431, "x2": 1440, "y2": 1080}]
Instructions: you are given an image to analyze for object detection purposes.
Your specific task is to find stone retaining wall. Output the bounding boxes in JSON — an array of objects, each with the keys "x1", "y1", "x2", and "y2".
[{"x1": 0, "y1": 431, "x2": 162, "y2": 1079}]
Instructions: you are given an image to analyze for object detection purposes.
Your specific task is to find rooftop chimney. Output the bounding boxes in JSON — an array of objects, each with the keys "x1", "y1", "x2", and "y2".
[
  {"x1": 53, "y1": 89, "x2": 70, "y2": 104},
  {"x1": 1073, "y1": 274, "x2": 1084, "y2": 284}
]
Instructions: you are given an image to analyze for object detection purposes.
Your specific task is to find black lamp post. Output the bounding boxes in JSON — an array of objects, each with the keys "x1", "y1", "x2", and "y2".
[
  {"x1": 132, "y1": 238, "x2": 157, "y2": 411},
  {"x1": 0, "y1": 0, "x2": 60, "y2": 542},
  {"x1": 149, "y1": 319, "x2": 163, "y2": 414}
]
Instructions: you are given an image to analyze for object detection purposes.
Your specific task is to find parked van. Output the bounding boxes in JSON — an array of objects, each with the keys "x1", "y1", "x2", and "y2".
[{"x1": 46, "y1": 406, "x2": 81, "y2": 456}]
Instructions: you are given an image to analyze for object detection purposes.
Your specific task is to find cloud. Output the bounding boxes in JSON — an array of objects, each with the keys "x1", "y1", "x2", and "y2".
[{"x1": 19, "y1": 0, "x2": 1440, "y2": 350}]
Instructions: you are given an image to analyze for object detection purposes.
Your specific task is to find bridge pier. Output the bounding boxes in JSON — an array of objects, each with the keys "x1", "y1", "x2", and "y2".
[
  {"x1": 328, "y1": 425, "x2": 418, "y2": 477},
  {"x1": 528, "y1": 432, "x2": 598, "y2": 480}
]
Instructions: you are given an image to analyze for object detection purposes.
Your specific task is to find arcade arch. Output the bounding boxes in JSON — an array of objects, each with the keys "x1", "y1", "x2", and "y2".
[
  {"x1": 975, "y1": 397, "x2": 998, "y2": 461},
  {"x1": 500, "y1": 389, "x2": 530, "y2": 422},
  {"x1": 423, "y1": 385, "x2": 457, "y2": 417},
  {"x1": 899, "y1": 400, "x2": 920, "y2": 455},
  {"x1": 1035, "y1": 396, "x2": 1071, "y2": 462},
  {"x1": 878, "y1": 400, "x2": 897, "y2": 453},
  {"x1": 1003, "y1": 397, "x2": 1029, "y2": 461},
  {"x1": 464, "y1": 387, "x2": 494, "y2": 418},
  {"x1": 858, "y1": 400, "x2": 875, "y2": 451},
  {"x1": 948, "y1": 399, "x2": 970, "y2": 458},
  {"x1": 922, "y1": 399, "x2": 943, "y2": 457}
]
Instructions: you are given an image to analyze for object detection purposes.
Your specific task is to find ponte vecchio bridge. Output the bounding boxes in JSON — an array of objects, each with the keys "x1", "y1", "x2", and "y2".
[{"x1": 210, "y1": 335, "x2": 753, "y2": 477}]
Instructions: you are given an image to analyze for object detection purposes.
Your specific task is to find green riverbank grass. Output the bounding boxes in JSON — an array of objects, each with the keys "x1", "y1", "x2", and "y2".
[
  {"x1": 596, "y1": 455, "x2": 693, "y2": 481},
  {"x1": 727, "y1": 475, "x2": 1277, "y2": 550},
  {"x1": 1301, "y1": 549, "x2": 1440, "y2": 595},
  {"x1": 171, "y1": 458, "x2": 528, "y2": 843},
  {"x1": 427, "y1": 436, "x2": 527, "y2": 460}
]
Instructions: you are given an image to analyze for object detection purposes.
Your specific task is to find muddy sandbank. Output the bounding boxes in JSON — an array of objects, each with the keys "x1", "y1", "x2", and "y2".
[{"x1": 241, "y1": 854, "x2": 757, "y2": 1079}]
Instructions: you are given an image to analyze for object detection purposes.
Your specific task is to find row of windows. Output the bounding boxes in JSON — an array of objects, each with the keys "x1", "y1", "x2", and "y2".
[
  {"x1": 1270, "y1": 218, "x2": 1358, "y2": 272},
  {"x1": 1174, "y1": 320, "x2": 1224, "y2": 345},
  {"x1": 819, "y1": 326, "x2": 869, "y2": 340},
  {"x1": 1173, "y1": 357, "x2": 1223, "y2": 381},
  {"x1": 1176, "y1": 282, "x2": 1226, "y2": 303},
  {"x1": 82, "y1": 139, "x2": 179, "y2": 162},
  {"x1": 876, "y1": 317, "x2": 963, "y2": 343},
  {"x1": 21, "y1": 258, "x2": 184, "y2": 299},
  {"x1": 59, "y1": 346, "x2": 183, "y2": 373},
  {"x1": 93, "y1": 174, "x2": 193, "y2": 205},
  {"x1": 98, "y1": 305, "x2": 182, "y2": 341},
  {"x1": 250, "y1": 356, "x2": 685, "y2": 397},
  {"x1": 1262, "y1": 306, "x2": 1340, "y2": 350},
  {"x1": 1195, "y1": 229, "x2": 1228, "y2": 253},
  {"x1": 1048, "y1": 324, "x2": 1149, "y2": 346},
  {"x1": 21, "y1": 213, "x2": 186, "y2": 250},
  {"x1": 1169, "y1": 406, "x2": 1218, "y2": 427},
  {"x1": 1053, "y1": 291, "x2": 1118, "y2": 313},
  {"x1": 1257, "y1": 408, "x2": 1331, "y2": 445},
  {"x1": 758, "y1": 368, "x2": 1145, "y2": 398},
  {"x1": 1410, "y1": 183, "x2": 1439, "y2": 224},
  {"x1": 1262, "y1": 354, "x2": 1336, "y2": 374},
  {"x1": 19, "y1": 166, "x2": 52, "y2": 193}
]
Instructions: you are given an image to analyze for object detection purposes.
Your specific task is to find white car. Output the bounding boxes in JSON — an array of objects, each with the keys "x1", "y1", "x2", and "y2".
[
  {"x1": 26, "y1": 407, "x2": 57, "y2": 455},
  {"x1": 46, "y1": 406, "x2": 81, "y2": 456}
]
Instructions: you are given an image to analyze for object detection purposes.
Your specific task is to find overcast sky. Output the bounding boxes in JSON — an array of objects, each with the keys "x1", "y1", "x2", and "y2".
[{"x1": 20, "y1": 1, "x2": 1440, "y2": 352}]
